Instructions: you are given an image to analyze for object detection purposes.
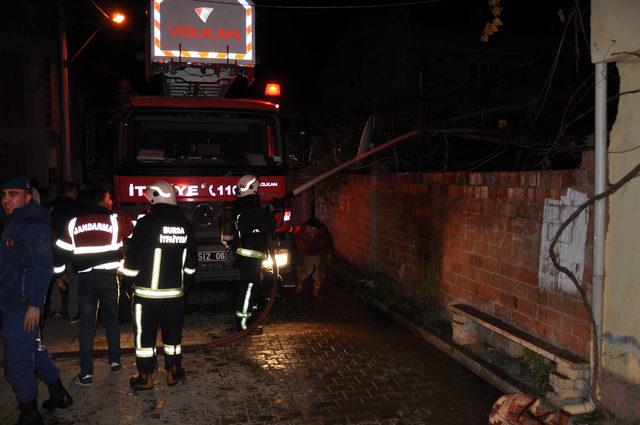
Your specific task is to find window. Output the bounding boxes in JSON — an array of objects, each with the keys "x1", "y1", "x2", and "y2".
[{"x1": 121, "y1": 110, "x2": 283, "y2": 168}]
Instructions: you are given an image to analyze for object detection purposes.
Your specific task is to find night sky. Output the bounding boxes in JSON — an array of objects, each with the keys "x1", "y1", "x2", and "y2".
[
  {"x1": 56, "y1": 0, "x2": 595, "y2": 172},
  {"x1": 67, "y1": 0, "x2": 577, "y2": 106}
]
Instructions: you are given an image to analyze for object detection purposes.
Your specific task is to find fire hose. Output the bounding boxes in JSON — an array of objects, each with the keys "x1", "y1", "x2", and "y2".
[
  {"x1": 203, "y1": 250, "x2": 280, "y2": 348},
  {"x1": 204, "y1": 129, "x2": 420, "y2": 348},
  {"x1": 36, "y1": 130, "x2": 420, "y2": 362}
]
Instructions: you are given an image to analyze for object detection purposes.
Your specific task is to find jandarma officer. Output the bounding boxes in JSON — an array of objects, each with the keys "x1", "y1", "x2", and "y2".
[
  {"x1": 122, "y1": 180, "x2": 197, "y2": 390},
  {"x1": 53, "y1": 186, "x2": 133, "y2": 386},
  {"x1": 0, "y1": 178, "x2": 73, "y2": 425}
]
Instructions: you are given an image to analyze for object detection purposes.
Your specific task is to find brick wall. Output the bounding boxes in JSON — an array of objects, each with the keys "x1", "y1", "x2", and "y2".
[{"x1": 315, "y1": 152, "x2": 594, "y2": 358}]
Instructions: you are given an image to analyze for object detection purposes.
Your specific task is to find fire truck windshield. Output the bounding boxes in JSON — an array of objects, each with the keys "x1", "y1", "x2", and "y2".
[{"x1": 120, "y1": 109, "x2": 283, "y2": 168}]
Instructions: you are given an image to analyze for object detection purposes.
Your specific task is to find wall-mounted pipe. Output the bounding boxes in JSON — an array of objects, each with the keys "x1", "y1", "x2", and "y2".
[
  {"x1": 563, "y1": 61, "x2": 607, "y2": 416},
  {"x1": 592, "y1": 61, "x2": 607, "y2": 400}
]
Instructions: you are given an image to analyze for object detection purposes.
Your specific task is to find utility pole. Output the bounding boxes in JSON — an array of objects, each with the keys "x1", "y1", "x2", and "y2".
[
  {"x1": 58, "y1": 0, "x2": 72, "y2": 182},
  {"x1": 56, "y1": 0, "x2": 126, "y2": 184}
]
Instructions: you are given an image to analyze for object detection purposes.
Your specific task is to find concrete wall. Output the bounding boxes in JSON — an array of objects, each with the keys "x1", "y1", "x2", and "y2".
[
  {"x1": 314, "y1": 154, "x2": 594, "y2": 359},
  {"x1": 593, "y1": 0, "x2": 640, "y2": 420}
]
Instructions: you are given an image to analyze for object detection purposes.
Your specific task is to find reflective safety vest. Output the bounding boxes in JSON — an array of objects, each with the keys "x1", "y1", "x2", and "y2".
[
  {"x1": 53, "y1": 211, "x2": 133, "y2": 275},
  {"x1": 122, "y1": 204, "x2": 197, "y2": 299},
  {"x1": 233, "y1": 198, "x2": 275, "y2": 259}
]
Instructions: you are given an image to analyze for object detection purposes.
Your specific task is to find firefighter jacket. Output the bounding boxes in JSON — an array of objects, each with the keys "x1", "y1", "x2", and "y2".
[
  {"x1": 233, "y1": 195, "x2": 276, "y2": 260},
  {"x1": 122, "y1": 204, "x2": 197, "y2": 300},
  {"x1": 53, "y1": 206, "x2": 133, "y2": 275}
]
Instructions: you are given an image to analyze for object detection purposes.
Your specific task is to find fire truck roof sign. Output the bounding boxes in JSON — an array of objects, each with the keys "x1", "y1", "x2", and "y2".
[{"x1": 150, "y1": 0, "x2": 255, "y2": 66}]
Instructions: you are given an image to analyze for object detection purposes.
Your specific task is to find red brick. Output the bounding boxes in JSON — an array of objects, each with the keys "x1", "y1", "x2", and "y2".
[
  {"x1": 323, "y1": 170, "x2": 593, "y2": 356},
  {"x1": 516, "y1": 298, "x2": 538, "y2": 318},
  {"x1": 511, "y1": 310, "x2": 534, "y2": 330},
  {"x1": 538, "y1": 307, "x2": 567, "y2": 327},
  {"x1": 508, "y1": 173, "x2": 518, "y2": 186},
  {"x1": 498, "y1": 290, "x2": 517, "y2": 308},
  {"x1": 493, "y1": 304, "x2": 511, "y2": 321},
  {"x1": 517, "y1": 267, "x2": 538, "y2": 286},
  {"x1": 482, "y1": 257, "x2": 502, "y2": 275},
  {"x1": 479, "y1": 284, "x2": 501, "y2": 301},
  {"x1": 469, "y1": 173, "x2": 482, "y2": 185},
  {"x1": 500, "y1": 203, "x2": 518, "y2": 218},
  {"x1": 526, "y1": 286, "x2": 547, "y2": 304}
]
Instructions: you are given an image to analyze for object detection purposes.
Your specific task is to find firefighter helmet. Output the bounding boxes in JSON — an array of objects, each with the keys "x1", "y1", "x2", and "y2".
[
  {"x1": 236, "y1": 175, "x2": 259, "y2": 197},
  {"x1": 145, "y1": 180, "x2": 177, "y2": 205}
]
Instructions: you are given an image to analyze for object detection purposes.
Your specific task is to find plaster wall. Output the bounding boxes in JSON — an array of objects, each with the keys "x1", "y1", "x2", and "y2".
[
  {"x1": 593, "y1": 0, "x2": 640, "y2": 418},
  {"x1": 600, "y1": 61, "x2": 640, "y2": 419},
  {"x1": 591, "y1": 0, "x2": 640, "y2": 63}
]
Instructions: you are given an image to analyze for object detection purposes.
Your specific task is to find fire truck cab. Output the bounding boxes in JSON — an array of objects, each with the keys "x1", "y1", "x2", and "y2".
[{"x1": 113, "y1": 95, "x2": 294, "y2": 283}]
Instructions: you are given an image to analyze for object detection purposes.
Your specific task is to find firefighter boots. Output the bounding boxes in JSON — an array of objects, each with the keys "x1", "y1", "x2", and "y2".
[
  {"x1": 167, "y1": 367, "x2": 185, "y2": 386},
  {"x1": 15, "y1": 400, "x2": 44, "y2": 425},
  {"x1": 42, "y1": 378, "x2": 74, "y2": 410},
  {"x1": 129, "y1": 373, "x2": 154, "y2": 391}
]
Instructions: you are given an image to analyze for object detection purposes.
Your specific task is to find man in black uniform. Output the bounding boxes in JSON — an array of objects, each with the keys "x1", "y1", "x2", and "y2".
[
  {"x1": 48, "y1": 181, "x2": 81, "y2": 322},
  {"x1": 231, "y1": 175, "x2": 275, "y2": 332},
  {"x1": 122, "y1": 180, "x2": 197, "y2": 390},
  {"x1": 53, "y1": 187, "x2": 132, "y2": 386}
]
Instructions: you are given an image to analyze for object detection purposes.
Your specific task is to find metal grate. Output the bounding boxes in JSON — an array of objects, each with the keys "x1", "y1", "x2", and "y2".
[
  {"x1": 160, "y1": 66, "x2": 252, "y2": 98},
  {"x1": 162, "y1": 76, "x2": 232, "y2": 97}
]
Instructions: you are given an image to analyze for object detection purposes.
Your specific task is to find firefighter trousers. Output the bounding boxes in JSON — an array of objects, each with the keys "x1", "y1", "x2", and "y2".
[
  {"x1": 235, "y1": 256, "x2": 262, "y2": 331},
  {"x1": 132, "y1": 297, "x2": 184, "y2": 374}
]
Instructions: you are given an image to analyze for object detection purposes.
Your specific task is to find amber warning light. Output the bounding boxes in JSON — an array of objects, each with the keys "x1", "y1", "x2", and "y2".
[{"x1": 265, "y1": 83, "x2": 281, "y2": 97}]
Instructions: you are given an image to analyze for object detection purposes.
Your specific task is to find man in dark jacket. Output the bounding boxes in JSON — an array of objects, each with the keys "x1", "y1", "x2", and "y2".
[
  {"x1": 0, "y1": 178, "x2": 73, "y2": 425},
  {"x1": 53, "y1": 187, "x2": 133, "y2": 386},
  {"x1": 47, "y1": 182, "x2": 80, "y2": 321},
  {"x1": 122, "y1": 180, "x2": 197, "y2": 390},
  {"x1": 230, "y1": 175, "x2": 275, "y2": 332}
]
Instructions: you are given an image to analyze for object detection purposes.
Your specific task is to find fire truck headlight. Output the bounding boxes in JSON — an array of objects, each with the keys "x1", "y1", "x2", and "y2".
[{"x1": 262, "y1": 249, "x2": 290, "y2": 270}]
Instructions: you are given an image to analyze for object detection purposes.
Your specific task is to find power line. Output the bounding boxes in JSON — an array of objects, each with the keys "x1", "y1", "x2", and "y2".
[{"x1": 204, "y1": 0, "x2": 443, "y2": 9}]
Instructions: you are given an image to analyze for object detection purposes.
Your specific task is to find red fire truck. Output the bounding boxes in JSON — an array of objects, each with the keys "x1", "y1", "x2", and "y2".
[{"x1": 111, "y1": 0, "x2": 298, "y2": 283}]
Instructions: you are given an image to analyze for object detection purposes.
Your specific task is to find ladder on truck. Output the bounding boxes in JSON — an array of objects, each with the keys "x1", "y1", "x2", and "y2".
[{"x1": 161, "y1": 65, "x2": 253, "y2": 98}]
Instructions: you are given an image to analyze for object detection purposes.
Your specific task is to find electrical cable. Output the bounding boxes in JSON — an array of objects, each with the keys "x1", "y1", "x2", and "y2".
[
  {"x1": 609, "y1": 144, "x2": 640, "y2": 154},
  {"x1": 184, "y1": 0, "x2": 443, "y2": 8},
  {"x1": 530, "y1": 11, "x2": 574, "y2": 123}
]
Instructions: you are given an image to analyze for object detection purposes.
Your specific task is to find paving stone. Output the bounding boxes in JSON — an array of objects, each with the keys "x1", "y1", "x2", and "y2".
[{"x1": 0, "y1": 279, "x2": 500, "y2": 424}]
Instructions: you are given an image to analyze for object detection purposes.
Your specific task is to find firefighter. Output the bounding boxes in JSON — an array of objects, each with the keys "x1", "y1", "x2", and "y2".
[
  {"x1": 53, "y1": 187, "x2": 133, "y2": 386},
  {"x1": 122, "y1": 180, "x2": 197, "y2": 391},
  {"x1": 229, "y1": 175, "x2": 275, "y2": 332}
]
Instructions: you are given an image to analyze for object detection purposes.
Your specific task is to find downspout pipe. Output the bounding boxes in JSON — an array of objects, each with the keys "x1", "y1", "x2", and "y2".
[{"x1": 563, "y1": 61, "x2": 607, "y2": 416}]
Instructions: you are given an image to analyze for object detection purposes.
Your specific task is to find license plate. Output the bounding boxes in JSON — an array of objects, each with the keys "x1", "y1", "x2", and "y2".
[{"x1": 198, "y1": 250, "x2": 227, "y2": 262}]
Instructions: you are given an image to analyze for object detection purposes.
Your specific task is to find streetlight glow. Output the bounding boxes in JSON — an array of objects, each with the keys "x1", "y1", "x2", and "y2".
[{"x1": 112, "y1": 12, "x2": 126, "y2": 24}]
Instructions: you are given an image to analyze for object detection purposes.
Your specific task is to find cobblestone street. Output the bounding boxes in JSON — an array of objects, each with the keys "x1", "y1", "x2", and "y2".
[{"x1": 0, "y1": 279, "x2": 500, "y2": 424}]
